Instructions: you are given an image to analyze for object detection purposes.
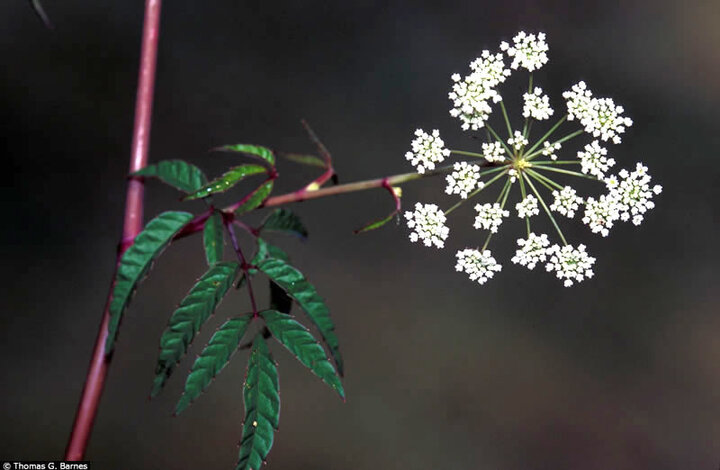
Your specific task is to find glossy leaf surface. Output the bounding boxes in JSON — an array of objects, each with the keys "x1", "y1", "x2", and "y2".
[
  {"x1": 151, "y1": 262, "x2": 240, "y2": 396},
  {"x1": 258, "y1": 258, "x2": 343, "y2": 376},
  {"x1": 203, "y1": 211, "x2": 224, "y2": 265},
  {"x1": 184, "y1": 164, "x2": 267, "y2": 201},
  {"x1": 234, "y1": 180, "x2": 274, "y2": 215},
  {"x1": 236, "y1": 335, "x2": 280, "y2": 470},
  {"x1": 261, "y1": 310, "x2": 344, "y2": 399},
  {"x1": 134, "y1": 160, "x2": 208, "y2": 193},
  {"x1": 175, "y1": 314, "x2": 253, "y2": 414},
  {"x1": 106, "y1": 211, "x2": 193, "y2": 353},
  {"x1": 219, "y1": 144, "x2": 275, "y2": 167}
]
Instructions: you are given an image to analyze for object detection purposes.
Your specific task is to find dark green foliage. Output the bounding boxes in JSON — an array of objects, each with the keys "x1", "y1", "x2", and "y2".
[
  {"x1": 261, "y1": 310, "x2": 344, "y2": 399},
  {"x1": 184, "y1": 164, "x2": 267, "y2": 201},
  {"x1": 236, "y1": 335, "x2": 280, "y2": 470},
  {"x1": 106, "y1": 211, "x2": 193, "y2": 354},
  {"x1": 151, "y1": 262, "x2": 240, "y2": 396},
  {"x1": 219, "y1": 144, "x2": 276, "y2": 167},
  {"x1": 203, "y1": 211, "x2": 224, "y2": 265},
  {"x1": 134, "y1": 160, "x2": 208, "y2": 193},
  {"x1": 175, "y1": 314, "x2": 253, "y2": 414},
  {"x1": 261, "y1": 209, "x2": 308, "y2": 239},
  {"x1": 234, "y1": 180, "x2": 274, "y2": 215},
  {"x1": 257, "y1": 258, "x2": 344, "y2": 376}
]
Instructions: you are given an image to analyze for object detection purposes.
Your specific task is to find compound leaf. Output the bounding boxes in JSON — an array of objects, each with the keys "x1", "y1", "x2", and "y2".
[
  {"x1": 134, "y1": 160, "x2": 208, "y2": 194},
  {"x1": 257, "y1": 258, "x2": 343, "y2": 376},
  {"x1": 234, "y1": 180, "x2": 274, "y2": 215},
  {"x1": 106, "y1": 211, "x2": 193, "y2": 354},
  {"x1": 261, "y1": 209, "x2": 308, "y2": 239},
  {"x1": 236, "y1": 334, "x2": 280, "y2": 470},
  {"x1": 184, "y1": 164, "x2": 267, "y2": 201},
  {"x1": 151, "y1": 262, "x2": 240, "y2": 396},
  {"x1": 175, "y1": 314, "x2": 253, "y2": 414},
  {"x1": 203, "y1": 211, "x2": 224, "y2": 265},
  {"x1": 261, "y1": 310, "x2": 344, "y2": 399},
  {"x1": 219, "y1": 144, "x2": 275, "y2": 167}
]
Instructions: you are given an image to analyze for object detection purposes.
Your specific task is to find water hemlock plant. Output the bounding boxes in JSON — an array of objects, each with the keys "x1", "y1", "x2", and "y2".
[{"x1": 67, "y1": 29, "x2": 662, "y2": 469}]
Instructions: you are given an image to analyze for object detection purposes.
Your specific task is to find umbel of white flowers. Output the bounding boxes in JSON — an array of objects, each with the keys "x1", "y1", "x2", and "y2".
[{"x1": 403, "y1": 31, "x2": 662, "y2": 287}]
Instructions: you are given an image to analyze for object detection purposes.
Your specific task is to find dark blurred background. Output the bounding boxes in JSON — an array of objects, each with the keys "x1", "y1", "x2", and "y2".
[{"x1": 2, "y1": 0, "x2": 719, "y2": 469}]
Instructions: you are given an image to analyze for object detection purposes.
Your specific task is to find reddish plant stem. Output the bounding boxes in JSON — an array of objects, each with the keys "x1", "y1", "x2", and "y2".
[
  {"x1": 173, "y1": 162, "x2": 486, "y2": 242},
  {"x1": 65, "y1": 0, "x2": 162, "y2": 460},
  {"x1": 225, "y1": 220, "x2": 259, "y2": 316},
  {"x1": 299, "y1": 119, "x2": 335, "y2": 190}
]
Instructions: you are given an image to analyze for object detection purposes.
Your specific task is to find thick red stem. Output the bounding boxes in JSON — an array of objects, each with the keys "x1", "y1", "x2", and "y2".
[{"x1": 65, "y1": 0, "x2": 162, "y2": 460}]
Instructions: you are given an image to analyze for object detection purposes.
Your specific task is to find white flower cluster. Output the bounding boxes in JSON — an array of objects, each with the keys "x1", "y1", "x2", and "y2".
[
  {"x1": 550, "y1": 186, "x2": 582, "y2": 218},
  {"x1": 578, "y1": 140, "x2": 616, "y2": 178},
  {"x1": 508, "y1": 130, "x2": 528, "y2": 151},
  {"x1": 500, "y1": 31, "x2": 549, "y2": 71},
  {"x1": 511, "y1": 233, "x2": 550, "y2": 269},
  {"x1": 563, "y1": 81, "x2": 633, "y2": 144},
  {"x1": 455, "y1": 249, "x2": 502, "y2": 284},
  {"x1": 545, "y1": 244, "x2": 596, "y2": 287},
  {"x1": 541, "y1": 141, "x2": 561, "y2": 160},
  {"x1": 516, "y1": 194, "x2": 539, "y2": 218},
  {"x1": 445, "y1": 162, "x2": 483, "y2": 199},
  {"x1": 582, "y1": 194, "x2": 619, "y2": 237},
  {"x1": 402, "y1": 31, "x2": 661, "y2": 288},
  {"x1": 523, "y1": 87, "x2": 554, "y2": 120},
  {"x1": 405, "y1": 129, "x2": 450, "y2": 174},
  {"x1": 404, "y1": 203, "x2": 449, "y2": 248},
  {"x1": 606, "y1": 163, "x2": 662, "y2": 225},
  {"x1": 449, "y1": 51, "x2": 511, "y2": 131},
  {"x1": 581, "y1": 164, "x2": 661, "y2": 235},
  {"x1": 474, "y1": 202, "x2": 509, "y2": 233},
  {"x1": 482, "y1": 141, "x2": 506, "y2": 162}
]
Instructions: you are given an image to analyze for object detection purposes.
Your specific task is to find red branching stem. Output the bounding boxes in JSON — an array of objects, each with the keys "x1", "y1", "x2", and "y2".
[
  {"x1": 225, "y1": 220, "x2": 259, "y2": 317},
  {"x1": 171, "y1": 164, "x2": 460, "y2": 241},
  {"x1": 300, "y1": 119, "x2": 335, "y2": 190},
  {"x1": 381, "y1": 178, "x2": 402, "y2": 213},
  {"x1": 65, "y1": 0, "x2": 162, "y2": 461}
]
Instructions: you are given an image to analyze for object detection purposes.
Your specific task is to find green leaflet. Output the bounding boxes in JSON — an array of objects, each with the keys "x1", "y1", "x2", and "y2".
[
  {"x1": 234, "y1": 180, "x2": 274, "y2": 215},
  {"x1": 203, "y1": 212, "x2": 224, "y2": 265},
  {"x1": 278, "y1": 153, "x2": 326, "y2": 168},
  {"x1": 261, "y1": 310, "x2": 344, "y2": 399},
  {"x1": 261, "y1": 208, "x2": 308, "y2": 239},
  {"x1": 184, "y1": 164, "x2": 267, "y2": 201},
  {"x1": 354, "y1": 211, "x2": 397, "y2": 234},
  {"x1": 252, "y1": 238, "x2": 290, "y2": 265},
  {"x1": 236, "y1": 335, "x2": 280, "y2": 470},
  {"x1": 175, "y1": 314, "x2": 253, "y2": 414},
  {"x1": 134, "y1": 160, "x2": 208, "y2": 193},
  {"x1": 220, "y1": 144, "x2": 276, "y2": 167},
  {"x1": 151, "y1": 262, "x2": 240, "y2": 397},
  {"x1": 106, "y1": 211, "x2": 193, "y2": 354},
  {"x1": 257, "y1": 257, "x2": 344, "y2": 376}
]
